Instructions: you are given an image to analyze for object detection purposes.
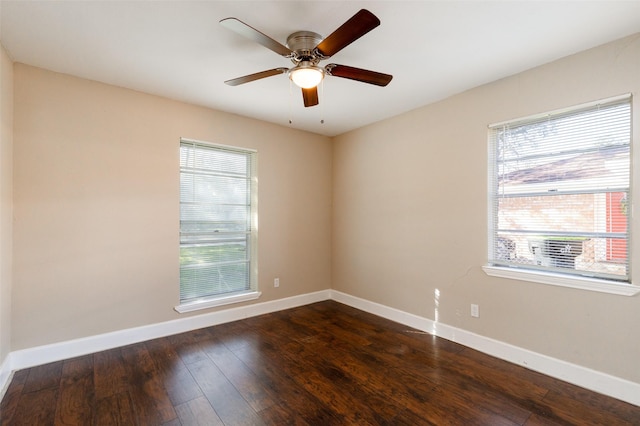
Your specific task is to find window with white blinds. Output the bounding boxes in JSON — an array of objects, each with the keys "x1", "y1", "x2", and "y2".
[
  {"x1": 488, "y1": 95, "x2": 631, "y2": 283},
  {"x1": 179, "y1": 140, "x2": 257, "y2": 305}
]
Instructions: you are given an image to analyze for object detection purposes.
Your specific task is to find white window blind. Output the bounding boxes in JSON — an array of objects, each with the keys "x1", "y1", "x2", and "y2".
[
  {"x1": 179, "y1": 140, "x2": 257, "y2": 303},
  {"x1": 488, "y1": 95, "x2": 631, "y2": 283}
]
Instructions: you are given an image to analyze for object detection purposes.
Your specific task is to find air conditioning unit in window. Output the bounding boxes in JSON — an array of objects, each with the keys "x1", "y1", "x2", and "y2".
[{"x1": 528, "y1": 237, "x2": 586, "y2": 269}]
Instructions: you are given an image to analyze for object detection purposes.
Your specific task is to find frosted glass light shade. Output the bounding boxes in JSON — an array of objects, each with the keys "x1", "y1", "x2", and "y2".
[{"x1": 290, "y1": 66, "x2": 324, "y2": 89}]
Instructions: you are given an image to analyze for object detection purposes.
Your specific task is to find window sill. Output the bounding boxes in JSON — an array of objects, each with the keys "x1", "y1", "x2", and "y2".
[
  {"x1": 482, "y1": 266, "x2": 640, "y2": 296},
  {"x1": 175, "y1": 291, "x2": 262, "y2": 313}
]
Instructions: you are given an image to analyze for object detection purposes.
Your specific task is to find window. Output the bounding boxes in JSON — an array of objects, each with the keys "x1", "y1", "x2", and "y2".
[
  {"x1": 177, "y1": 139, "x2": 258, "y2": 312},
  {"x1": 486, "y1": 95, "x2": 634, "y2": 292}
]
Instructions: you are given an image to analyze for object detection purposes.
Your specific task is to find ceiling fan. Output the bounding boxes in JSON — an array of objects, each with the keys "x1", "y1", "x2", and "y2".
[{"x1": 220, "y1": 9, "x2": 393, "y2": 107}]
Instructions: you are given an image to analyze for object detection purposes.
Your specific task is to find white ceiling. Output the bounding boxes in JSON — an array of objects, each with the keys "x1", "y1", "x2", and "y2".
[{"x1": 1, "y1": 1, "x2": 639, "y2": 137}]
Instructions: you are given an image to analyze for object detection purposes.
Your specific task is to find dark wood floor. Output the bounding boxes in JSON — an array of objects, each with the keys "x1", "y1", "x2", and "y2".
[{"x1": 1, "y1": 301, "x2": 639, "y2": 425}]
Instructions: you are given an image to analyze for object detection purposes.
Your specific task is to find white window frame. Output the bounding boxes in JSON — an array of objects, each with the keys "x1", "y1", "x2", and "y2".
[
  {"x1": 176, "y1": 138, "x2": 260, "y2": 313},
  {"x1": 483, "y1": 94, "x2": 640, "y2": 296}
]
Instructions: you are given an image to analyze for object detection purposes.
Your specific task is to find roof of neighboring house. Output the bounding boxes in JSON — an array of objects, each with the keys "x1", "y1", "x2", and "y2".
[{"x1": 500, "y1": 144, "x2": 628, "y2": 190}]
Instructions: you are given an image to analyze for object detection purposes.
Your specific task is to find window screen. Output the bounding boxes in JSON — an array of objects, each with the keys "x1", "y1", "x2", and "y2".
[
  {"x1": 488, "y1": 95, "x2": 631, "y2": 282},
  {"x1": 179, "y1": 140, "x2": 257, "y2": 303}
]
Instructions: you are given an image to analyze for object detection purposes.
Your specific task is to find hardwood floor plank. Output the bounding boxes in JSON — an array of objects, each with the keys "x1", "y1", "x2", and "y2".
[
  {"x1": 183, "y1": 324, "x2": 282, "y2": 414},
  {"x1": 544, "y1": 379, "x2": 640, "y2": 424},
  {"x1": 232, "y1": 342, "x2": 346, "y2": 425},
  {"x1": 320, "y1": 324, "x2": 530, "y2": 424},
  {"x1": 166, "y1": 329, "x2": 210, "y2": 366},
  {"x1": 390, "y1": 407, "x2": 440, "y2": 425},
  {"x1": 55, "y1": 374, "x2": 94, "y2": 425},
  {"x1": 249, "y1": 310, "x2": 318, "y2": 342},
  {"x1": 290, "y1": 312, "x2": 374, "y2": 347},
  {"x1": 54, "y1": 356, "x2": 95, "y2": 425},
  {"x1": 62, "y1": 355, "x2": 93, "y2": 378},
  {"x1": 208, "y1": 319, "x2": 264, "y2": 352},
  {"x1": 540, "y1": 389, "x2": 637, "y2": 425},
  {"x1": 9, "y1": 369, "x2": 30, "y2": 385},
  {"x1": 524, "y1": 412, "x2": 571, "y2": 425},
  {"x1": 324, "y1": 340, "x2": 516, "y2": 425},
  {"x1": 175, "y1": 396, "x2": 224, "y2": 426},
  {"x1": 186, "y1": 357, "x2": 264, "y2": 426},
  {"x1": 121, "y1": 342, "x2": 177, "y2": 424},
  {"x1": 438, "y1": 348, "x2": 550, "y2": 401},
  {"x1": 318, "y1": 342, "x2": 497, "y2": 424},
  {"x1": 365, "y1": 341, "x2": 542, "y2": 424},
  {"x1": 94, "y1": 391, "x2": 137, "y2": 425},
  {"x1": 203, "y1": 338, "x2": 276, "y2": 412},
  {"x1": 11, "y1": 387, "x2": 58, "y2": 425},
  {"x1": 2, "y1": 300, "x2": 639, "y2": 425},
  {"x1": 93, "y1": 347, "x2": 129, "y2": 400},
  {"x1": 144, "y1": 337, "x2": 203, "y2": 406},
  {"x1": 278, "y1": 338, "x2": 402, "y2": 424},
  {"x1": 257, "y1": 402, "x2": 311, "y2": 426},
  {"x1": 359, "y1": 339, "x2": 532, "y2": 424},
  {"x1": 22, "y1": 360, "x2": 63, "y2": 394}
]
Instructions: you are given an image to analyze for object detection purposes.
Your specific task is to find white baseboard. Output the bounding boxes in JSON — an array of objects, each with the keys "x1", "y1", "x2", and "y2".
[
  {"x1": 2, "y1": 288, "x2": 639, "y2": 408},
  {"x1": 0, "y1": 353, "x2": 13, "y2": 400},
  {"x1": 330, "y1": 289, "x2": 640, "y2": 407}
]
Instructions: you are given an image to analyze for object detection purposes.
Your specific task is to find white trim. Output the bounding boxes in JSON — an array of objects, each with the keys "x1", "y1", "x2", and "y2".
[
  {"x1": 329, "y1": 290, "x2": 640, "y2": 407},
  {"x1": 175, "y1": 291, "x2": 262, "y2": 313},
  {"x1": 179, "y1": 137, "x2": 257, "y2": 153},
  {"x1": 482, "y1": 266, "x2": 640, "y2": 296},
  {"x1": 0, "y1": 354, "x2": 13, "y2": 401},
  {"x1": 330, "y1": 290, "x2": 435, "y2": 332},
  {"x1": 2, "y1": 288, "x2": 639, "y2": 408},
  {"x1": 488, "y1": 93, "x2": 632, "y2": 128}
]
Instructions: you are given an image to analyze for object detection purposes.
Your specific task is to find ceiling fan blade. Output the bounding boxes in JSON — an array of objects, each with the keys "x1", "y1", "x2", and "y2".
[
  {"x1": 224, "y1": 68, "x2": 289, "y2": 86},
  {"x1": 315, "y1": 9, "x2": 380, "y2": 58},
  {"x1": 326, "y1": 64, "x2": 392, "y2": 86},
  {"x1": 302, "y1": 87, "x2": 319, "y2": 107},
  {"x1": 220, "y1": 17, "x2": 292, "y2": 57}
]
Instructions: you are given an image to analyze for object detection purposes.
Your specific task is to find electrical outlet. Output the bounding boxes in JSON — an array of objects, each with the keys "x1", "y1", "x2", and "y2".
[
  {"x1": 274, "y1": 278, "x2": 280, "y2": 288},
  {"x1": 471, "y1": 304, "x2": 479, "y2": 318}
]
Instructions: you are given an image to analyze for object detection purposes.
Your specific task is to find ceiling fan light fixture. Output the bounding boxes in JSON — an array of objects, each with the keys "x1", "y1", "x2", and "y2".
[
  {"x1": 289, "y1": 64, "x2": 324, "y2": 89},
  {"x1": 221, "y1": 10, "x2": 392, "y2": 107}
]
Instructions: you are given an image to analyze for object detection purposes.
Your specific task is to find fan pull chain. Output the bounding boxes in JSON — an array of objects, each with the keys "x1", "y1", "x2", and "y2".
[
  {"x1": 288, "y1": 79, "x2": 293, "y2": 125},
  {"x1": 320, "y1": 79, "x2": 324, "y2": 124}
]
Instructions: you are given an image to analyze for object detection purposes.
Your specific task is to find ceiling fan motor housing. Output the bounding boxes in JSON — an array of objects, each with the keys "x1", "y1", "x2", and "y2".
[{"x1": 286, "y1": 31, "x2": 324, "y2": 63}]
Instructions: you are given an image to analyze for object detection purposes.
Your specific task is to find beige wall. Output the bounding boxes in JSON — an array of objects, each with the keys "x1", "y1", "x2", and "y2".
[
  {"x1": 8, "y1": 31, "x2": 640, "y2": 386},
  {"x1": 332, "y1": 33, "x2": 640, "y2": 383},
  {"x1": 12, "y1": 64, "x2": 332, "y2": 350},
  {"x1": 0, "y1": 44, "x2": 13, "y2": 363}
]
